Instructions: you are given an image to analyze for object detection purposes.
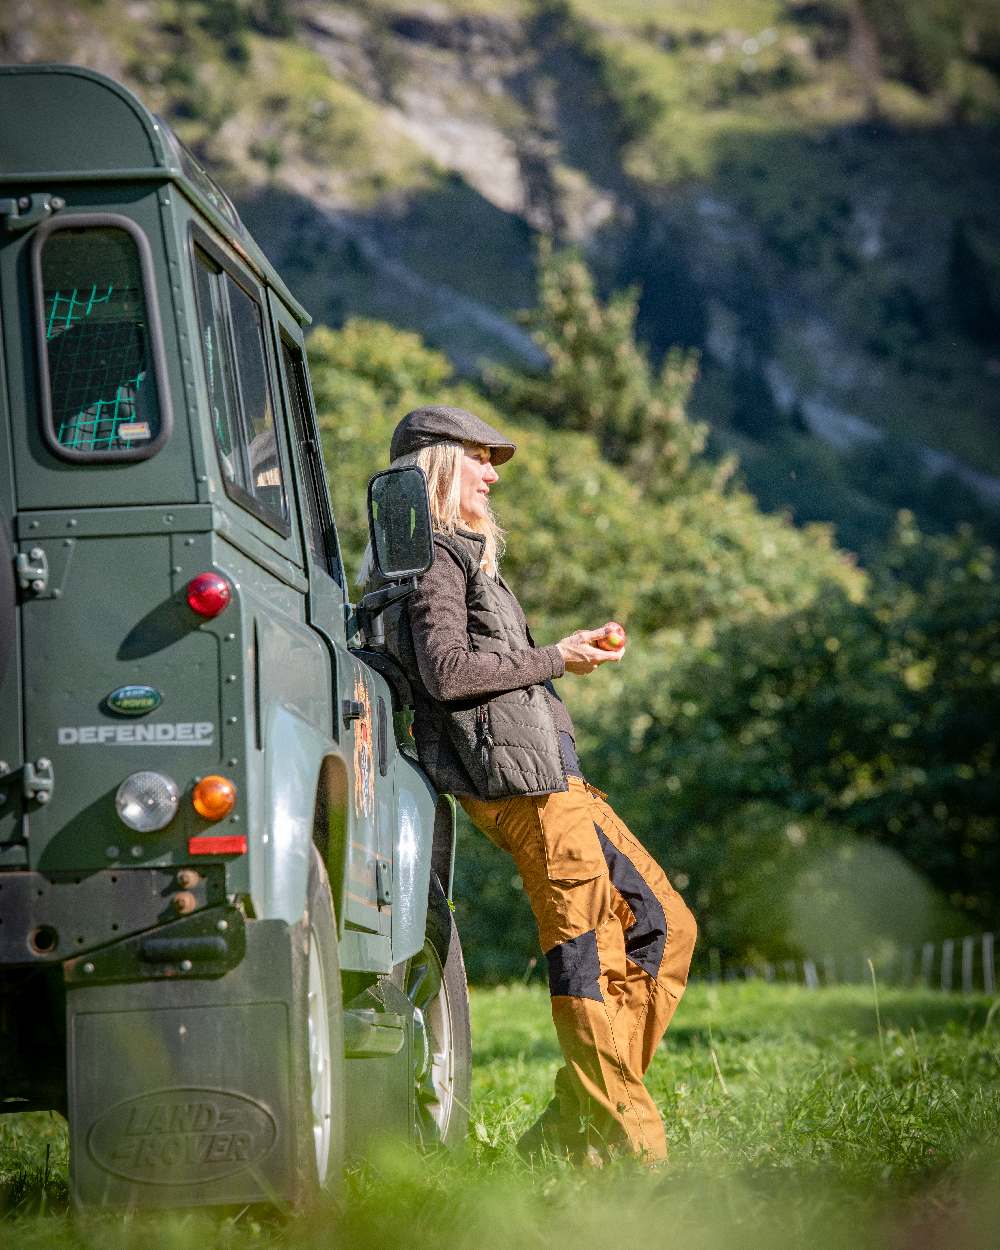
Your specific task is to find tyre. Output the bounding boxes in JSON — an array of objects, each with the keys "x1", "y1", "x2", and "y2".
[
  {"x1": 397, "y1": 876, "x2": 471, "y2": 1149},
  {"x1": 293, "y1": 846, "x2": 347, "y2": 1198}
]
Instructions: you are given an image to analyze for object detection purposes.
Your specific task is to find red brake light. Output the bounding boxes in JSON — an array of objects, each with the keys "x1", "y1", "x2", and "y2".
[{"x1": 186, "y1": 572, "x2": 231, "y2": 618}]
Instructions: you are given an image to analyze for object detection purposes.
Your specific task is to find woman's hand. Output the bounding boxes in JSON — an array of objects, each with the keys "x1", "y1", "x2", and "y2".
[{"x1": 556, "y1": 624, "x2": 627, "y2": 675}]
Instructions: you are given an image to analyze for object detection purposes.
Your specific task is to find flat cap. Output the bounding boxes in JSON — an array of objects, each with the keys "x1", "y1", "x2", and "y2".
[{"x1": 390, "y1": 405, "x2": 516, "y2": 465}]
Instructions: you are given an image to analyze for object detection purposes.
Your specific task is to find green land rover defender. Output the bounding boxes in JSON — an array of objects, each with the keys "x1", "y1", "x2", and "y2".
[{"x1": 0, "y1": 63, "x2": 470, "y2": 1209}]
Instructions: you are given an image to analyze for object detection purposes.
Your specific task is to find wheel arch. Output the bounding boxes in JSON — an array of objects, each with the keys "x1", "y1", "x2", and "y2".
[
  {"x1": 432, "y1": 794, "x2": 457, "y2": 900},
  {"x1": 313, "y1": 752, "x2": 350, "y2": 931},
  {"x1": 250, "y1": 704, "x2": 346, "y2": 925}
]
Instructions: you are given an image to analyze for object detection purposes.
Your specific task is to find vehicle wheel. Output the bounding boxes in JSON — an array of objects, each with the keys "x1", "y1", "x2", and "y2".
[
  {"x1": 293, "y1": 846, "x2": 346, "y2": 1198},
  {"x1": 398, "y1": 876, "x2": 471, "y2": 1149}
]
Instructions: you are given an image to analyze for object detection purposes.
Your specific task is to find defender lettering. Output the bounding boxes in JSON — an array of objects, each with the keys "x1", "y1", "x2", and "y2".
[{"x1": 57, "y1": 722, "x2": 214, "y2": 746}]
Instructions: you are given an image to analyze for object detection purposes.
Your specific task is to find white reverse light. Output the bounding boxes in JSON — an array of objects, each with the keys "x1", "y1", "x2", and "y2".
[{"x1": 115, "y1": 771, "x2": 180, "y2": 833}]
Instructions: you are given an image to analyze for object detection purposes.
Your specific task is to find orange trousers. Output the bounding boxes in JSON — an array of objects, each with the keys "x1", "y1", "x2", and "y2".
[{"x1": 461, "y1": 777, "x2": 697, "y2": 1160}]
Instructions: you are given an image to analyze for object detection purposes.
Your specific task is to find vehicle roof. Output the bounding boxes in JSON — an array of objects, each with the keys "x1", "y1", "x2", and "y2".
[{"x1": 0, "y1": 63, "x2": 310, "y2": 325}]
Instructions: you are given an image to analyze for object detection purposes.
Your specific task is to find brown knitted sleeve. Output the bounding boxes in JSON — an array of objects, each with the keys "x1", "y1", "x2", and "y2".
[{"x1": 407, "y1": 547, "x2": 565, "y2": 703}]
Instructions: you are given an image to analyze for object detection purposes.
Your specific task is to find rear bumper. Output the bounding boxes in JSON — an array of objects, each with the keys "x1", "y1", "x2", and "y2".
[{"x1": 0, "y1": 867, "x2": 226, "y2": 967}]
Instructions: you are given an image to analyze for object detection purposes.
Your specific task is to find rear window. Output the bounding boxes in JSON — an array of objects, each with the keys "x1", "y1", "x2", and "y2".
[
  {"x1": 33, "y1": 219, "x2": 169, "y2": 461},
  {"x1": 192, "y1": 247, "x2": 289, "y2": 533}
]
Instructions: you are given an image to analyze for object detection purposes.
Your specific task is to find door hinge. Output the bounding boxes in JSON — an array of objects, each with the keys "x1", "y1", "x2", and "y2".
[
  {"x1": 15, "y1": 547, "x2": 49, "y2": 596},
  {"x1": 375, "y1": 859, "x2": 392, "y2": 909},
  {"x1": 0, "y1": 192, "x2": 63, "y2": 233},
  {"x1": 22, "y1": 758, "x2": 54, "y2": 806},
  {"x1": 342, "y1": 698, "x2": 364, "y2": 727}
]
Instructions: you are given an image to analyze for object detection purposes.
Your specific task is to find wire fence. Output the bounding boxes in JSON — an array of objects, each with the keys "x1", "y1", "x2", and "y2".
[{"x1": 698, "y1": 933, "x2": 997, "y2": 994}]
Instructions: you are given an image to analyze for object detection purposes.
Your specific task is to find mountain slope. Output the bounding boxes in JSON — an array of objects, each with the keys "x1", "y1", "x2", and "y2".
[{"x1": 3, "y1": 0, "x2": 998, "y2": 551}]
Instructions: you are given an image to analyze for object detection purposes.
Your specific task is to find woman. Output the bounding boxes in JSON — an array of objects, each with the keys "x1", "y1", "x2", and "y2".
[{"x1": 379, "y1": 404, "x2": 697, "y2": 1164}]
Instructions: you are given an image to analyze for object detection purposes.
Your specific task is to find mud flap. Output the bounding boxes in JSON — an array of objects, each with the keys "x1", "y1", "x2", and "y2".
[{"x1": 66, "y1": 918, "x2": 305, "y2": 1209}]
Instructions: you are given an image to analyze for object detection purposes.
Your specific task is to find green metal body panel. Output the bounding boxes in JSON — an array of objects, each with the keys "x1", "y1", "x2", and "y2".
[
  {"x1": 0, "y1": 64, "x2": 308, "y2": 321},
  {"x1": 1, "y1": 64, "x2": 448, "y2": 1188},
  {"x1": 392, "y1": 756, "x2": 438, "y2": 963}
]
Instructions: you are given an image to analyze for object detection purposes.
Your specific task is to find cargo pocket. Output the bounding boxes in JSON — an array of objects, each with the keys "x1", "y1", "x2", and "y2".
[{"x1": 536, "y1": 789, "x2": 607, "y2": 881}]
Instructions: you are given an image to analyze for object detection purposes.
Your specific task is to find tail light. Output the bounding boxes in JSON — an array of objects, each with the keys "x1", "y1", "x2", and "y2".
[{"x1": 186, "y1": 572, "x2": 231, "y2": 618}]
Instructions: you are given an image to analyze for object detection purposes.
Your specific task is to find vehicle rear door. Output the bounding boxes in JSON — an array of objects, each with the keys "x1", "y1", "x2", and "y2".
[{"x1": 3, "y1": 199, "x2": 217, "y2": 875}]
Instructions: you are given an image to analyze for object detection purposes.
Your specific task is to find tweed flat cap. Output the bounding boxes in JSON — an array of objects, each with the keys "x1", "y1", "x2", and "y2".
[{"x1": 390, "y1": 405, "x2": 516, "y2": 465}]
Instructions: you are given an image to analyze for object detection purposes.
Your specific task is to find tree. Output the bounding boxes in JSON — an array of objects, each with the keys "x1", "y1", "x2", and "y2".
[{"x1": 490, "y1": 240, "x2": 706, "y2": 496}]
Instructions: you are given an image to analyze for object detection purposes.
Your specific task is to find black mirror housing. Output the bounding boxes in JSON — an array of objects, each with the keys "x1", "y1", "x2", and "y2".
[{"x1": 367, "y1": 466, "x2": 433, "y2": 580}]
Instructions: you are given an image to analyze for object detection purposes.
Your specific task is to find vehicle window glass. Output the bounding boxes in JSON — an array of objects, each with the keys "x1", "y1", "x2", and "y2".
[
  {"x1": 158, "y1": 121, "x2": 242, "y2": 230},
  {"x1": 193, "y1": 254, "x2": 242, "y2": 481},
  {"x1": 225, "y1": 275, "x2": 288, "y2": 525},
  {"x1": 40, "y1": 227, "x2": 161, "y2": 454},
  {"x1": 192, "y1": 248, "x2": 288, "y2": 531},
  {"x1": 281, "y1": 338, "x2": 341, "y2": 582}
]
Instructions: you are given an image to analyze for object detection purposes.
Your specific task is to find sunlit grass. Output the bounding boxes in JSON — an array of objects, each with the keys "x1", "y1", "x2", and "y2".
[{"x1": 2, "y1": 983, "x2": 998, "y2": 1247}]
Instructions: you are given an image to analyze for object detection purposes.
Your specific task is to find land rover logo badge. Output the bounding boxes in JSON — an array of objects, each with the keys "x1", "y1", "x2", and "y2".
[{"x1": 105, "y1": 685, "x2": 163, "y2": 717}]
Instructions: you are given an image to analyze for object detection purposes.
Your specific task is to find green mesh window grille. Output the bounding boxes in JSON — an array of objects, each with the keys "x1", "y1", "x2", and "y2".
[{"x1": 40, "y1": 228, "x2": 160, "y2": 453}]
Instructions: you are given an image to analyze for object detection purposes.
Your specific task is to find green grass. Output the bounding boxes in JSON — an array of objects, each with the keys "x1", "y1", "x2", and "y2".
[{"x1": 2, "y1": 983, "x2": 999, "y2": 1247}]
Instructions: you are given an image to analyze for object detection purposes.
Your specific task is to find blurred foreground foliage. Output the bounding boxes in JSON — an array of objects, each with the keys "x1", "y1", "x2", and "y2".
[
  {"x1": 308, "y1": 246, "x2": 999, "y2": 979},
  {"x1": 3, "y1": 984, "x2": 999, "y2": 1247}
]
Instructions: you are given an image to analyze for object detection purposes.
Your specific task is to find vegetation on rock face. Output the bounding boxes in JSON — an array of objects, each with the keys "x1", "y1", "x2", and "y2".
[{"x1": 308, "y1": 244, "x2": 998, "y2": 974}]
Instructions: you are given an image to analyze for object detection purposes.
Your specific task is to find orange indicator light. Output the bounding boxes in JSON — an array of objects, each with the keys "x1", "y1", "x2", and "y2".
[{"x1": 192, "y1": 774, "x2": 237, "y2": 821}]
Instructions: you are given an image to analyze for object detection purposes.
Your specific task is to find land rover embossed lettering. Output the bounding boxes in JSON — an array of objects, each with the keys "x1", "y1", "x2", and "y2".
[
  {"x1": 106, "y1": 685, "x2": 163, "y2": 716},
  {"x1": 87, "y1": 1089, "x2": 277, "y2": 1184}
]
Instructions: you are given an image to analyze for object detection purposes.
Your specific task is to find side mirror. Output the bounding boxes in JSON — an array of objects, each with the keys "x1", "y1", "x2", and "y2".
[{"x1": 367, "y1": 467, "x2": 433, "y2": 580}]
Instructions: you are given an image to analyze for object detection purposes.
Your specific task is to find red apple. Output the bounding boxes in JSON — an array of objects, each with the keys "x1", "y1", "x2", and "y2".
[{"x1": 595, "y1": 622, "x2": 627, "y2": 651}]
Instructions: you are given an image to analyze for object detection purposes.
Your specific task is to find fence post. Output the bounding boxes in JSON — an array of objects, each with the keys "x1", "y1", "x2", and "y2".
[
  {"x1": 941, "y1": 939, "x2": 955, "y2": 992},
  {"x1": 984, "y1": 934, "x2": 995, "y2": 995},
  {"x1": 901, "y1": 946, "x2": 915, "y2": 988},
  {"x1": 803, "y1": 959, "x2": 819, "y2": 989},
  {"x1": 763, "y1": 962, "x2": 775, "y2": 983},
  {"x1": 961, "y1": 936, "x2": 975, "y2": 994},
  {"x1": 921, "y1": 941, "x2": 935, "y2": 988}
]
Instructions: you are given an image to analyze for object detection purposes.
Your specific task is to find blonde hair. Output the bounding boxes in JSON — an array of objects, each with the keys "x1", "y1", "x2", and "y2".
[{"x1": 356, "y1": 439, "x2": 505, "y2": 587}]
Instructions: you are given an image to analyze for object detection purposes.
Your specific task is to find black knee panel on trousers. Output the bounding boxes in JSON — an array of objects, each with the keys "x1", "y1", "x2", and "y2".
[
  {"x1": 546, "y1": 929, "x2": 603, "y2": 1001},
  {"x1": 595, "y1": 824, "x2": 667, "y2": 979}
]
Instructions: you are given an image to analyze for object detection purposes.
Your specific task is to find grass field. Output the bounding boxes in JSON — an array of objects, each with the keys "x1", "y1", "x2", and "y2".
[{"x1": 2, "y1": 982, "x2": 999, "y2": 1248}]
